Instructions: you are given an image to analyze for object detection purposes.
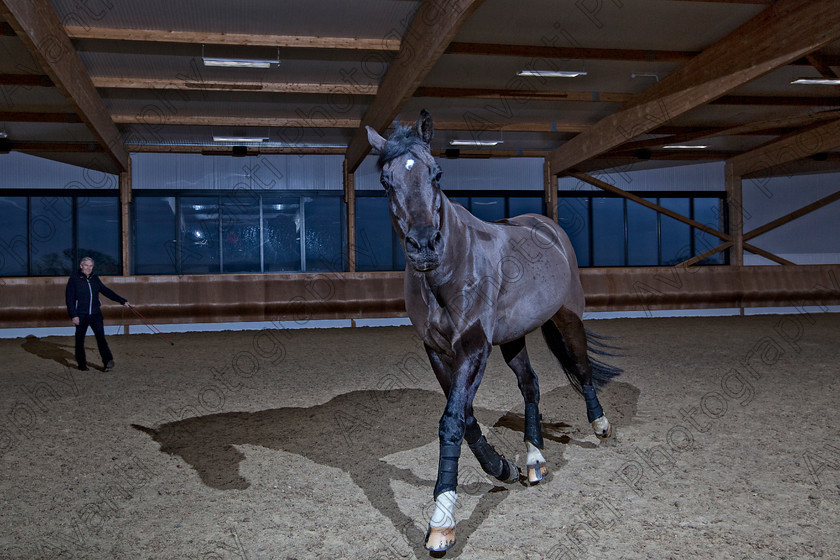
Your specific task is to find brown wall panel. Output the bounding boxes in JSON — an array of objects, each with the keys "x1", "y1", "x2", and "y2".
[{"x1": 1, "y1": 266, "x2": 838, "y2": 329}]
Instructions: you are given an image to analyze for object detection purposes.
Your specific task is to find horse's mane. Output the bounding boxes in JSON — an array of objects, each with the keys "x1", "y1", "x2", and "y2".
[{"x1": 376, "y1": 125, "x2": 427, "y2": 170}]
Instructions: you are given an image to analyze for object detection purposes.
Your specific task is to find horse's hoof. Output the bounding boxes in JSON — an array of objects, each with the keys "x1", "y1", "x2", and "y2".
[
  {"x1": 425, "y1": 526, "x2": 456, "y2": 552},
  {"x1": 592, "y1": 415, "x2": 611, "y2": 440},
  {"x1": 527, "y1": 461, "x2": 548, "y2": 484},
  {"x1": 503, "y1": 458, "x2": 520, "y2": 483}
]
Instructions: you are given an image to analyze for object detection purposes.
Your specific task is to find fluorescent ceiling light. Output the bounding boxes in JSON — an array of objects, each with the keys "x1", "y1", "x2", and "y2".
[
  {"x1": 449, "y1": 139, "x2": 503, "y2": 147},
  {"x1": 662, "y1": 144, "x2": 709, "y2": 149},
  {"x1": 203, "y1": 57, "x2": 273, "y2": 69},
  {"x1": 212, "y1": 136, "x2": 269, "y2": 143},
  {"x1": 202, "y1": 44, "x2": 279, "y2": 68},
  {"x1": 517, "y1": 70, "x2": 587, "y2": 78},
  {"x1": 791, "y1": 78, "x2": 840, "y2": 85}
]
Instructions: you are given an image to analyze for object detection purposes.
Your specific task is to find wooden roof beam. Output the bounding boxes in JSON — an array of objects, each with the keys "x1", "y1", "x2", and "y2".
[
  {"x1": 92, "y1": 76, "x2": 378, "y2": 96},
  {"x1": 446, "y1": 42, "x2": 697, "y2": 62},
  {"x1": 727, "y1": 117, "x2": 840, "y2": 177},
  {"x1": 614, "y1": 109, "x2": 840, "y2": 152},
  {"x1": 548, "y1": 0, "x2": 840, "y2": 175},
  {"x1": 0, "y1": 110, "x2": 81, "y2": 123},
  {"x1": 0, "y1": 73, "x2": 53, "y2": 87},
  {"x1": 111, "y1": 113, "x2": 589, "y2": 134},
  {"x1": 344, "y1": 0, "x2": 484, "y2": 172},
  {"x1": 0, "y1": 0, "x2": 128, "y2": 173},
  {"x1": 65, "y1": 25, "x2": 400, "y2": 52}
]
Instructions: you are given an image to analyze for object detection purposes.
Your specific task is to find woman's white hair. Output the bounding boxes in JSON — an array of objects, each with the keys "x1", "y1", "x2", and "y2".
[{"x1": 79, "y1": 257, "x2": 95, "y2": 266}]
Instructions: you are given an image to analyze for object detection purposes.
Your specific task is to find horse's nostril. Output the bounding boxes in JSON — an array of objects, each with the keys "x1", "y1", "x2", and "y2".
[
  {"x1": 431, "y1": 231, "x2": 442, "y2": 249},
  {"x1": 406, "y1": 236, "x2": 421, "y2": 251}
]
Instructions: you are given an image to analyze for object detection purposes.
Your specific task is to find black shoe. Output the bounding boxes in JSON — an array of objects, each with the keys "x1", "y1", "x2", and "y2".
[
  {"x1": 79, "y1": 366, "x2": 89, "y2": 371},
  {"x1": 104, "y1": 360, "x2": 115, "y2": 371}
]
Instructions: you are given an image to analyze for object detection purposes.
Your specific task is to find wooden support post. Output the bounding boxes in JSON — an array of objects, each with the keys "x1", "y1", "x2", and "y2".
[
  {"x1": 119, "y1": 157, "x2": 132, "y2": 276},
  {"x1": 725, "y1": 162, "x2": 744, "y2": 267},
  {"x1": 344, "y1": 158, "x2": 356, "y2": 273},
  {"x1": 544, "y1": 158, "x2": 557, "y2": 222}
]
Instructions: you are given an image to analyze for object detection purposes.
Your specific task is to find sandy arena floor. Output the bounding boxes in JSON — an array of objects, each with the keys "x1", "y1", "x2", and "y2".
[{"x1": 1, "y1": 313, "x2": 838, "y2": 559}]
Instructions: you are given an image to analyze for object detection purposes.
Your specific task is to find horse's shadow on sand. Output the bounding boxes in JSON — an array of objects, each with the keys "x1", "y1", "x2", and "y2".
[{"x1": 135, "y1": 382, "x2": 639, "y2": 558}]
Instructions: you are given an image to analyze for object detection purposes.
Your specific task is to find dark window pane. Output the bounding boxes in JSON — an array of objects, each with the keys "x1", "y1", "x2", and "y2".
[
  {"x1": 356, "y1": 196, "x2": 395, "y2": 271},
  {"x1": 78, "y1": 197, "x2": 121, "y2": 275},
  {"x1": 263, "y1": 197, "x2": 301, "y2": 272},
  {"x1": 693, "y1": 197, "x2": 726, "y2": 265},
  {"x1": 471, "y1": 197, "x2": 505, "y2": 222},
  {"x1": 221, "y1": 192, "x2": 261, "y2": 273},
  {"x1": 592, "y1": 197, "x2": 625, "y2": 266},
  {"x1": 627, "y1": 199, "x2": 658, "y2": 266},
  {"x1": 181, "y1": 197, "x2": 220, "y2": 274},
  {"x1": 135, "y1": 197, "x2": 177, "y2": 274},
  {"x1": 509, "y1": 197, "x2": 542, "y2": 217},
  {"x1": 449, "y1": 196, "x2": 469, "y2": 212},
  {"x1": 659, "y1": 198, "x2": 691, "y2": 265},
  {"x1": 30, "y1": 196, "x2": 73, "y2": 276},
  {"x1": 304, "y1": 196, "x2": 343, "y2": 272},
  {"x1": 558, "y1": 197, "x2": 590, "y2": 267},
  {"x1": 0, "y1": 197, "x2": 28, "y2": 276}
]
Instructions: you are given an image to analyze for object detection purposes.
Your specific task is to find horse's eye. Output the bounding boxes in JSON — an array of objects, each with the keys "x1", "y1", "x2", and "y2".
[
  {"x1": 433, "y1": 169, "x2": 442, "y2": 183},
  {"x1": 380, "y1": 174, "x2": 391, "y2": 190}
]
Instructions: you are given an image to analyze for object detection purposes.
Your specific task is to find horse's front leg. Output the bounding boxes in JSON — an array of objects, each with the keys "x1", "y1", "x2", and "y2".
[
  {"x1": 501, "y1": 338, "x2": 548, "y2": 484},
  {"x1": 424, "y1": 325, "x2": 492, "y2": 553}
]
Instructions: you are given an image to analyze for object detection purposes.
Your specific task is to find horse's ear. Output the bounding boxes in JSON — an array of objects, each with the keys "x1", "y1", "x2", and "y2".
[
  {"x1": 416, "y1": 109, "x2": 434, "y2": 144},
  {"x1": 366, "y1": 126, "x2": 387, "y2": 151}
]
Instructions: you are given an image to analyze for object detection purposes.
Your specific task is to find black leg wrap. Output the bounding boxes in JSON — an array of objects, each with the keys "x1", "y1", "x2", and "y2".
[
  {"x1": 464, "y1": 419, "x2": 482, "y2": 445},
  {"x1": 524, "y1": 402, "x2": 544, "y2": 449},
  {"x1": 583, "y1": 384, "x2": 604, "y2": 423},
  {"x1": 467, "y1": 435, "x2": 504, "y2": 479},
  {"x1": 433, "y1": 444, "x2": 461, "y2": 498}
]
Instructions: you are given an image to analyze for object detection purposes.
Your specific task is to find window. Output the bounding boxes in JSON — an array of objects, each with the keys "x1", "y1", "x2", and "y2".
[
  {"x1": 30, "y1": 196, "x2": 74, "y2": 276},
  {"x1": 132, "y1": 192, "x2": 344, "y2": 274},
  {"x1": 0, "y1": 193, "x2": 121, "y2": 277},
  {"x1": 592, "y1": 197, "x2": 625, "y2": 266},
  {"x1": 0, "y1": 197, "x2": 28, "y2": 276},
  {"x1": 559, "y1": 192, "x2": 727, "y2": 267},
  {"x1": 263, "y1": 197, "x2": 301, "y2": 272},
  {"x1": 304, "y1": 196, "x2": 344, "y2": 272},
  {"x1": 626, "y1": 199, "x2": 658, "y2": 266},
  {"x1": 78, "y1": 197, "x2": 120, "y2": 275},
  {"x1": 356, "y1": 196, "x2": 394, "y2": 272},
  {"x1": 134, "y1": 197, "x2": 176, "y2": 275},
  {"x1": 659, "y1": 198, "x2": 691, "y2": 266},
  {"x1": 558, "y1": 197, "x2": 590, "y2": 267}
]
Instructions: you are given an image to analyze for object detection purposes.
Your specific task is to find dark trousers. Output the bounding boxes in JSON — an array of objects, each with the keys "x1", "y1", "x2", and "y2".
[{"x1": 74, "y1": 313, "x2": 113, "y2": 368}]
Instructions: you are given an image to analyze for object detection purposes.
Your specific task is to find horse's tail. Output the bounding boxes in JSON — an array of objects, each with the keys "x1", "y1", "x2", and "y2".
[{"x1": 540, "y1": 322, "x2": 623, "y2": 395}]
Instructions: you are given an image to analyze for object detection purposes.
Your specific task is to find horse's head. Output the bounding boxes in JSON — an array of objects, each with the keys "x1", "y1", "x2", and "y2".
[{"x1": 366, "y1": 110, "x2": 444, "y2": 272}]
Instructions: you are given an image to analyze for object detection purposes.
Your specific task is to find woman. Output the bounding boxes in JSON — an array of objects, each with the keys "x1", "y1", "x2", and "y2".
[{"x1": 65, "y1": 257, "x2": 131, "y2": 371}]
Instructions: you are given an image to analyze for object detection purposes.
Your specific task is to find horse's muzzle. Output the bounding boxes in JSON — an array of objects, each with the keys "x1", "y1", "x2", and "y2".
[{"x1": 405, "y1": 226, "x2": 443, "y2": 271}]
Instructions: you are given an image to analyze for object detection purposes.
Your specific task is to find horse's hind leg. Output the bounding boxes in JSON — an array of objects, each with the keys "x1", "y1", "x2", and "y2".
[
  {"x1": 543, "y1": 307, "x2": 612, "y2": 439},
  {"x1": 500, "y1": 337, "x2": 548, "y2": 484}
]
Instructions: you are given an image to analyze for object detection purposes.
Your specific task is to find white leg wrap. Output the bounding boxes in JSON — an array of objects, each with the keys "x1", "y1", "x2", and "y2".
[
  {"x1": 592, "y1": 415, "x2": 611, "y2": 438},
  {"x1": 429, "y1": 490, "x2": 457, "y2": 528},
  {"x1": 526, "y1": 441, "x2": 548, "y2": 483},
  {"x1": 526, "y1": 441, "x2": 545, "y2": 466}
]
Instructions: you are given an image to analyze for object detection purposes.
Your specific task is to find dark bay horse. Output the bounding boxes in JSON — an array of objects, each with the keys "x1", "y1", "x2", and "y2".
[{"x1": 366, "y1": 110, "x2": 621, "y2": 552}]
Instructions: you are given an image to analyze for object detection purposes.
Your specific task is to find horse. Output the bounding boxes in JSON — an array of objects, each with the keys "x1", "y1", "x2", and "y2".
[{"x1": 366, "y1": 110, "x2": 621, "y2": 553}]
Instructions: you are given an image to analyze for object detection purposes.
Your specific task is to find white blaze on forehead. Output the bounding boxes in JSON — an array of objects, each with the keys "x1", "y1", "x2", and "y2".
[{"x1": 405, "y1": 158, "x2": 415, "y2": 170}]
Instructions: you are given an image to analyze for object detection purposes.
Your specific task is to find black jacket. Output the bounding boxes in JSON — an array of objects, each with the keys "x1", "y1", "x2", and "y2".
[{"x1": 65, "y1": 272, "x2": 126, "y2": 318}]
